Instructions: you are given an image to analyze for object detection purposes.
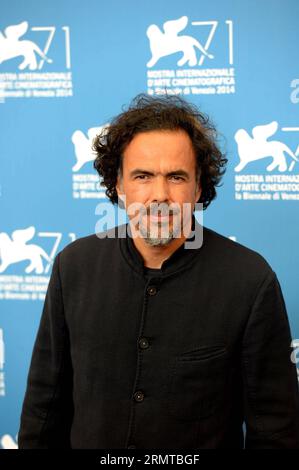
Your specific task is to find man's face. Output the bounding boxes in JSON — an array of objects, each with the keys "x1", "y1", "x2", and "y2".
[{"x1": 116, "y1": 129, "x2": 202, "y2": 246}]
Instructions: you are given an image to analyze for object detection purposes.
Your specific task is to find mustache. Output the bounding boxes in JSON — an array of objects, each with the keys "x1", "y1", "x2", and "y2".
[{"x1": 143, "y1": 204, "x2": 180, "y2": 217}]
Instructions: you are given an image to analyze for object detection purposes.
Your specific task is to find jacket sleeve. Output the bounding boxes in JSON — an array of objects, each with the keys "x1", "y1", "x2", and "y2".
[
  {"x1": 18, "y1": 252, "x2": 73, "y2": 448},
  {"x1": 242, "y1": 269, "x2": 299, "y2": 448}
]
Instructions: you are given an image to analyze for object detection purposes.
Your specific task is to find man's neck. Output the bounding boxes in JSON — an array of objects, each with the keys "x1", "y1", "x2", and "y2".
[{"x1": 131, "y1": 235, "x2": 187, "y2": 269}]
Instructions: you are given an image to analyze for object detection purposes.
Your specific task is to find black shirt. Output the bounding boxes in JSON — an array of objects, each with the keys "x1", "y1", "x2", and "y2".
[
  {"x1": 144, "y1": 267, "x2": 162, "y2": 279},
  {"x1": 18, "y1": 216, "x2": 299, "y2": 449}
]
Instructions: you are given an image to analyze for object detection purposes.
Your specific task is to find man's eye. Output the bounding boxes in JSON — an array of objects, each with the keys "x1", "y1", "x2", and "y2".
[
  {"x1": 171, "y1": 176, "x2": 184, "y2": 181},
  {"x1": 135, "y1": 175, "x2": 184, "y2": 181},
  {"x1": 135, "y1": 175, "x2": 149, "y2": 180}
]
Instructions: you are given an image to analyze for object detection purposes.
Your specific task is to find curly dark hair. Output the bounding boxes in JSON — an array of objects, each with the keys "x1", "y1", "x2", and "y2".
[{"x1": 93, "y1": 93, "x2": 227, "y2": 210}]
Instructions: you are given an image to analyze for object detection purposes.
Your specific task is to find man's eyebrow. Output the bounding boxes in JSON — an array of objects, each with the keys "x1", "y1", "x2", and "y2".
[{"x1": 130, "y1": 169, "x2": 190, "y2": 178}]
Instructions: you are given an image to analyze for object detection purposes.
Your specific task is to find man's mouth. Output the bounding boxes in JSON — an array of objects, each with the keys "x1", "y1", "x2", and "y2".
[{"x1": 149, "y1": 213, "x2": 173, "y2": 221}]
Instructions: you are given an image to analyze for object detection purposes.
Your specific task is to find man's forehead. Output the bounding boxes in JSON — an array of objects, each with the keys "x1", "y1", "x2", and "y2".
[{"x1": 123, "y1": 131, "x2": 195, "y2": 166}]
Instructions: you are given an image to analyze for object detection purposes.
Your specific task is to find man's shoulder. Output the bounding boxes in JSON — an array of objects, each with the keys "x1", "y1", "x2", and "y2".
[
  {"x1": 58, "y1": 223, "x2": 126, "y2": 263},
  {"x1": 202, "y1": 225, "x2": 273, "y2": 279}
]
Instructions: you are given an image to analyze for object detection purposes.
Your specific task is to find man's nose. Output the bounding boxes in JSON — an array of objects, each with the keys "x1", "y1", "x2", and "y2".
[{"x1": 151, "y1": 175, "x2": 170, "y2": 202}]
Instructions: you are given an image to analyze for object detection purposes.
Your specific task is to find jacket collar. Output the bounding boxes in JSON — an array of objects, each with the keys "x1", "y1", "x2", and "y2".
[{"x1": 119, "y1": 213, "x2": 204, "y2": 278}]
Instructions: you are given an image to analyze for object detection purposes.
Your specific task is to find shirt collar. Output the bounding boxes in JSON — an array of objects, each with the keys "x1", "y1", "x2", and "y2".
[{"x1": 119, "y1": 213, "x2": 204, "y2": 278}]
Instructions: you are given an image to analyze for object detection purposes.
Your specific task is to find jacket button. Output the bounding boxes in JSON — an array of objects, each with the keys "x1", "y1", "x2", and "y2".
[
  {"x1": 139, "y1": 337, "x2": 149, "y2": 349},
  {"x1": 133, "y1": 390, "x2": 145, "y2": 402},
  {"x1": 147, "y1": 285, "x2": 157, "y2": 296}
]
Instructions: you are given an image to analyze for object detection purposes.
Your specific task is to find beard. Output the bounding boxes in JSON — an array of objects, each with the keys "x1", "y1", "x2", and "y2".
[{"x1": 138, "y1": 205, "x2": 183, "y2": 246}]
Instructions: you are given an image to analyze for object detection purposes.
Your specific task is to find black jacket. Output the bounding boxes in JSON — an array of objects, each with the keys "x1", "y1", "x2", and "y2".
[{"x1": 18, "y1": 217, "x2": 299, "y2": 449}]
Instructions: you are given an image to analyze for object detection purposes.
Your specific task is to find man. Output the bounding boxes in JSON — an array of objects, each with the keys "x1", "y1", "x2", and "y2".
[{"x1": 18, "y1": 94, "x2": 299, "y2": 449}]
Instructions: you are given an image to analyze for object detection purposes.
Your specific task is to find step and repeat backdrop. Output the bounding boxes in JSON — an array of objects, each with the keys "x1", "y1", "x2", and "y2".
[{"x1": 0, "y1": 0, "x2": 298, "y2": 449}]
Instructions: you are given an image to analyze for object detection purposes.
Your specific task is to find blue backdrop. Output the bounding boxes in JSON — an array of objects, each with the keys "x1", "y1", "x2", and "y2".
[{"x1": 0, "y1": 0, "x2": 298, "y2": 449}]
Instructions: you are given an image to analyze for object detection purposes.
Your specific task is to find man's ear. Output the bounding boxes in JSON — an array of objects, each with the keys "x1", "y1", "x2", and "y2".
[
  {"x1": 195, "y1": 182, "x2": 202, "y2": 203},
  {"x1": 116, "y1": 175, "x2": 126, "y2": 208},
  {"x1": 116, "y1": 176, "x2": 120, "y2": 196},
  {"x1": 116, "y1": 174, "x2": 123, "y2": 196}
]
